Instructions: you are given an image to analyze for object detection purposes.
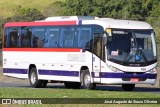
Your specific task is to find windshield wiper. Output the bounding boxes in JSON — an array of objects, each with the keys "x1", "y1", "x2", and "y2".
[
  {"x1": 132, "y1": 31, "x2": 148, "y2": 64},
  {"x1": 138, "y1": 49, "x2": 148, "y2": 63},
  {"x1": 123, "y1": 30, "x2": 148, "y2": 65}
]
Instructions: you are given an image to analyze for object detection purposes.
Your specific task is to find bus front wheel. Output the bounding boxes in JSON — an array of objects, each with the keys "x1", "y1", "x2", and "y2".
[
  {"x1": 81, "y1": 70, "x2": 96, "y2": 90},
  {"x1": 29, "y1": 67, "x2": 47, "y2": 88},
  {"x1": 122, "y1": 84, "x2": 135, "y2": 91}
]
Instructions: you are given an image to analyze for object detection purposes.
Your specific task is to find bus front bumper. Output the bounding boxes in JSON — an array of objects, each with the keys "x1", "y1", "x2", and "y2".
[{"x1": 93, "y1": 72, "x2": 157, "y2": 85}]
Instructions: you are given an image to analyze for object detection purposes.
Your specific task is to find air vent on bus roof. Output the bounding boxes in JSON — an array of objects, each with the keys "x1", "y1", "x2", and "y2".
[
  {"x1": 77, "y1": 16, "x2": 97, "y2": 20},
  {"x1": 45, "y1": 16, "x2": 78, "y2": 21},
  {"x1": 44, "y1": 16, "x2": 98, "y2": 21}
]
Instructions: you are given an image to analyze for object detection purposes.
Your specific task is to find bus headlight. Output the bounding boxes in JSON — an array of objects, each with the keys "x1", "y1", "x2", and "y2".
[
  {"x1": 152, "y1": 68, "x2": 157, "y2": 73},
  {"x1": 148, "y1": 67, "x2": 157, "y2": 73}
]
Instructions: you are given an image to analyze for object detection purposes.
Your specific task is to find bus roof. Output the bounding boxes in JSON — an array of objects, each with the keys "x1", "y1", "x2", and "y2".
[
  {"x1": 4, "y1": 16, "x2": 152, "y2": 29},
  {"x1": 95, "y1": 18, "x2": 152, "y2": 29}
]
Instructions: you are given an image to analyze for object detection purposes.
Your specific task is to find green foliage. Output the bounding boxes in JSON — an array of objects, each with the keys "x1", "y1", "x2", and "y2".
[
  {"x1": 147, "y1": 0, "x2": 160, "y2": 43},
  {"x1": 0, "y1": 0, "x2": 61, "y2": 19},
  {"x1": 15, "y1": 6, "x2": 45, "y2": 21},
  {"x1": 62, "y1": 0, "x2": 106, "y2": 16},
  {"x1": 43, "y1": 1, "x2": 66, "y2": 17},
  {"x1": 0, "y1": 6, "x2": 45, "y2": 23}
]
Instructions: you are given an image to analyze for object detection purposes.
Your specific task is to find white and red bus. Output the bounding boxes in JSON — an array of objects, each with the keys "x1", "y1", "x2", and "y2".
[{"x1": 2, "y1": 16, "x2": 157, "y2": 91}]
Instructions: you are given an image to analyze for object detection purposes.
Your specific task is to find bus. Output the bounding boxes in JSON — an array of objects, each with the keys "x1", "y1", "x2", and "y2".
[{"x1": 2, "y1": 16, "x2": 157, "y2": 91}]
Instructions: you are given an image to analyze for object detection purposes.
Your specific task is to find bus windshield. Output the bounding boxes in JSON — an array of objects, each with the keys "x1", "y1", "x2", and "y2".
[{"x1": 107, "y1": 29, "x2": 157, "y2": 66}]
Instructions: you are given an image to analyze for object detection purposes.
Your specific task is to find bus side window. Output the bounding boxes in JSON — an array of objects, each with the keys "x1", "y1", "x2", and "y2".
[
  {"x1": 21, "y1": 27, "x2": 32, "y2": 48},
  {"x1": 74, "y1": 28, "x2": 80, "y2": 47},
  {"x1": 33, "y1": 28, "x2": 45, "y2": 48},
  {"x1": 64, "y1": 28, "x2": 74, "y2": 47},
  {"x1": 78, "y1": 28, "x2": 91, "y2": 48},
  {"x1": 9, "y1": 29, "x2": 19, "y2": 48},
  {"x1": 63, "y1": 27, "x2": 74, "y2": 47},
  {"x1": 33, "y1": 37, "x2": 39, "y2": 48},
  {"x1": 4, "y1": 28, "x2": 9, "y2": 47},
  {"x1": 49, "y1": 28, "x2": 59, "y2": 47}
]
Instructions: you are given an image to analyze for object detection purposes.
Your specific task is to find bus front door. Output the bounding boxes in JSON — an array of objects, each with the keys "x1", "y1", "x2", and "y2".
[{"x1": 92, "y1": 33, "x2": 103, "y2": 83}]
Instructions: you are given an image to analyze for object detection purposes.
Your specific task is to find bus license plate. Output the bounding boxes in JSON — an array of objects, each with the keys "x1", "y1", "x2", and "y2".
[{"x1": 130, "y1": 78, "x2": 139, "y2": 82}]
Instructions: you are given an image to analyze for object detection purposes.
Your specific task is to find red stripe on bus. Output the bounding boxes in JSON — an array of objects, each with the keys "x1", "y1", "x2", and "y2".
[
  {"x1": 3, "y1": 48, "x2": 81, "y2": 52},
  {"x1": 5, "y1": 21, "x2": 77, "y2": 27}
]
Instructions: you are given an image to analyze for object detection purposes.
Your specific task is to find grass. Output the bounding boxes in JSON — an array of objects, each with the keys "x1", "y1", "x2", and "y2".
[
  {"x1": 0, "y1": 0, "x2": 65, "y2": 19},
  {"x1": 0, "y1": 87, "x2": 160, "y2": 107},
  {"x1": 0, "y1": 49, "x2": 2, "y2": 66},
  {"x1": 0, "y1": 87, "x2": 160, "y2": 98}
]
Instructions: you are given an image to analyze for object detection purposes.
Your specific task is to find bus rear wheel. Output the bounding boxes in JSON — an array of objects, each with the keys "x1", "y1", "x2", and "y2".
[
  {"x1": 122, "y1": 84, "x2": 135, "y2": 91},
  {"x1": 29, "y1": 67, "x2": 47, "y2": 88},
  {"x1": 81, "y1": 70, "x2": 96, "y2": 90}
]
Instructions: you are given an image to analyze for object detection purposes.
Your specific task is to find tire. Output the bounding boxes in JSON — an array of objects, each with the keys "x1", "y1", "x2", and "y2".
[
  {"x1": 64, "y1": 82, "x2": 81, "y2": 89},
  {"x1": 81, "y1": 70, "x2": 96, "y2": 90},
  {"x1": 29, "y1": 67, "x2": 47, "y2": 88},
  {"x1": 122, "y1": 84, "x2": 135, "y2": 91}
]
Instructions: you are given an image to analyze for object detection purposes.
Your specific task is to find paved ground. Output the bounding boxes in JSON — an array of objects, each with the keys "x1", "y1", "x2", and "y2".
[{"x1": 0, "y1": 67, "x2": 160, "y2": 92}]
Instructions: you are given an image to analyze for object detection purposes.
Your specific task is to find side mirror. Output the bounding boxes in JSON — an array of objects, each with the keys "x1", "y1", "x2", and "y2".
[{"x1": 105, "y1": 29, "x2": 112, "y2": 41}]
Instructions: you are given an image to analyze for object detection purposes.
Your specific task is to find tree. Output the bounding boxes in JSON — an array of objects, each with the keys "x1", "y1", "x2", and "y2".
[
  {"x1": 146, "y1": 0, "x2": 160, "y2": 43},
  {"x1": 43, "y1": 1, "x2": 65, "y2": 17},
  {"x1": 63, "y1": 0, "x2": 95, "y2": 16},
  {"x1": 14, "y1": 6, "x2": 45, "y2": 21}
]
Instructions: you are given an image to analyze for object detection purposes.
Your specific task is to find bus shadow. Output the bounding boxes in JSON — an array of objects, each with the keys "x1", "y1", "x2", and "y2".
[
  {"x1": 96, "y1": 85, "x2": 160, "y2": 93},
  {"x1": 46, "y1": 84, "x2": 160, "y2": 93},
  {"x1": 134, "y1": 87, "x2": 160, "y2": 92},
  {"x1": 47, "y1": 85, "x2": 65, "y2": 89},
  {"x1": 2, "y1": 82, "x2": 160, "y2": 93}
]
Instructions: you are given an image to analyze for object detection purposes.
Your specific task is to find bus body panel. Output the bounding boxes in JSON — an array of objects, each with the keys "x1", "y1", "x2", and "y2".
[
  {"x1": 3, "y1": 49, "x2": 94, "y2": 82},
  {"x1": 3, "y1": 49, "x2": 157, "y2": 84}
]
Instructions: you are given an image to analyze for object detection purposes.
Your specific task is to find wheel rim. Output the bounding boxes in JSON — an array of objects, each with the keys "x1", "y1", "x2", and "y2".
[
  {"x1": 31, "y1": 72, "x2": 36, "y2": 84},
  {"x1": 84, "y1": 74, "x2": 91, "y2": 87}
]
